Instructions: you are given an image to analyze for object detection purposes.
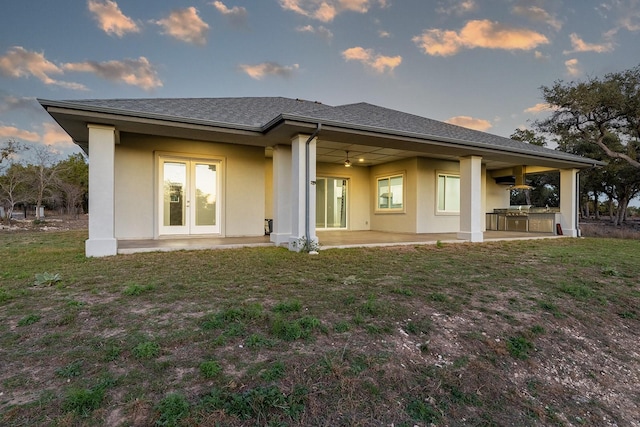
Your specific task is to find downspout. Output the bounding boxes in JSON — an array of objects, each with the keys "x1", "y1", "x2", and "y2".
[
  {"x1": 305, "y1": 123, "x2": 322, "y2": 243},
  {"x1": 576, "y1": 169, "x2": 581, "y2": 237}
]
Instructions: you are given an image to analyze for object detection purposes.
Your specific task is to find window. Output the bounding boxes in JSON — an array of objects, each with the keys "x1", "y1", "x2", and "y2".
[
  {"x1": 437, "y1": 173, "x2": 460, "y2": 213},
  {"x1": 377, "y1": 174, "x2": 404, "y2": 211}
]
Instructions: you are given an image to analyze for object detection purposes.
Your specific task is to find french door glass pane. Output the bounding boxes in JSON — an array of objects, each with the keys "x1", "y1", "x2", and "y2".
[
  {"x1": 378, "y1": 178, "x2": 389, "y2": 209},
  {"x1": 316, "y1": 178, "x2": 347, "y2": 229},
  {"x1": 328, "y1": 178, "x2": 346, "y2": 228},
  {"x1": 194, "y1": 163, "x2": 217, "y2": 226},
  {"x1": 163, "y1": 162, "x2": 186, "y2": 226},
  {"x1": 315, "y1": 179, "x2": 326, "y2": 228}
]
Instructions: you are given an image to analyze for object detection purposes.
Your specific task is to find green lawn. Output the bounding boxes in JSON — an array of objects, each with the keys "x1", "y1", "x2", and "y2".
[{"x1": 1, "y1": 230, "x2": 639, "y2": 426}]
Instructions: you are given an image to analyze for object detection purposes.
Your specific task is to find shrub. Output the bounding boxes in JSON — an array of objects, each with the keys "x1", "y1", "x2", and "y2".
[
  {"x1": 261, "y1": 361, "x2": 286, "y2": 381},
  {"x1": 17, "y1": 314, "x2": 41, "y2": 326},
  {"x1": 122, "y1": 282, "x2": 154, "y2": 296},
  {"x1": 406, "y1": 399, "x2": 440, "y2": 423},
  {"x1": 56, "y1": 360, "x2": 83, "y2": 378},
  {"x1": 155, "y1": 393, "x2": 190, "y2": 427},
  {"x1": 63, "y1": 387, "x2": 105, "y2": 417},
  {"x1": 200, "y1": 360, "x2": 223, "y2": 379},
  {"x1": 506, "y1": 336, "x2": 534, "y2": 360},
  {"x1": 273, "y1": 300, "x2": 302, "y2": 313},
  {"x1": 132, "y1": 341, "x2": 160, "y2": 359},
  {"x1": 34, "y1": 272, "x2": 61, "y2": 287}
]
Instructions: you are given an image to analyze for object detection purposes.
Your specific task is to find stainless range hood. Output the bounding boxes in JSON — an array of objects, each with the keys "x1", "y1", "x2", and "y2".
[{"x1": 508, "y1": 166, "x2": 533, "y2": 190}]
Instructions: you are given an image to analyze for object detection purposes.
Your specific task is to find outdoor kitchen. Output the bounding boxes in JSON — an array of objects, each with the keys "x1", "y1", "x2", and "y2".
[
  {"x1": 487, "y1": 166, "x2": 562, "y2": 234},
  {"x1": 486, "y1": 206, "x2": 561, "y2": 234}
]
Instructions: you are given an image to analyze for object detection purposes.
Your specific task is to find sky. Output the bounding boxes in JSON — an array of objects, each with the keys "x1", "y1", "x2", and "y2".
[{"x1": 1, "y1": 0, "x2": 640, "y2": 162}]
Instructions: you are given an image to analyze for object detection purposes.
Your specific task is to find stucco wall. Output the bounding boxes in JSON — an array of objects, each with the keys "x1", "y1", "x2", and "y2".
[
  {"x1": 485, "y1": 175, "x2": 510, "y2": 212},
  {"x1": 316, "y1": 162, "x2": 371, "y2": 231},
  {"x1": 370, "y1": 158, "x2": 417, "y2": 233},
  {"x1": 415, "y1": 158, "x2": 461, "y2": 233},
  {"x1": 114, "y1": 134, "x2": 265, "y2": 239}
]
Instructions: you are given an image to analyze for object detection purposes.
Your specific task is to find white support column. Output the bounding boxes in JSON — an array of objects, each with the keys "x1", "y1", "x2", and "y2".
[
  {"x1": 457, "y1": 155, "x2": 484, "y2": 242},
  {"x1": 559, "y1": 168, "x2": 579, "y2": 237},
  {"x1": 288, "y1": 134, "x2": 318, "y2": 251},
  {"x1": 270, "y1": 145, "x2": 292, "y2": 245},
  {"x1": 85, "y1": 124, "x2": 118, "y2": 257}
]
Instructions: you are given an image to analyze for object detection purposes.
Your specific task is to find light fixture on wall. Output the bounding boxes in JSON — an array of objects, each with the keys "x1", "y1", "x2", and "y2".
[{"x1": 344, "y1": 151, "x2": 351, "y2": 167}]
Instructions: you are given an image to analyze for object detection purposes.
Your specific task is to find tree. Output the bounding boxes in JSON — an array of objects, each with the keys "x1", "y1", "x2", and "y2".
[
  {"x1": 536, "y1": 64, "x2": 640, "y2": 169},
  {"x1": 535, "y1": 64, "x2": 640, "y2": 223},
  {"x1": 54, "y1": 153, "x2": 88, "y2": 216},
  {"x1": 0, "y1": 163, "x2": 30, "y2": 223},
  {"x1": 509, "y1": 130, "x2": 559, "y2": 207},
  {"x1": 1, "y1": 139, "x2": 26, "y2": 171},
  {"x1": 25, "y1": 145, "x2": 60, "y2": 219}
]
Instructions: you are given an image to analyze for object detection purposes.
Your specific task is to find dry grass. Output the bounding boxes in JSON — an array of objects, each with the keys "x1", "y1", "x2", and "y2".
[
  {"x1": 0, "y1": 229, "x2": 639, "y2": 426},
  {"x1": 580, "y1": 219, "x2": 640, "y2": 239}
]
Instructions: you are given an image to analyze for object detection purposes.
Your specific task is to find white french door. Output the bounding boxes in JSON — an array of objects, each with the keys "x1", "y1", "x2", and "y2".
[
  {"x1": 159, "y1": 157, "x2": 220, "y2": 235},
  {"x1": 316, "y1": 177, "x2": 348, "y2": 229}
]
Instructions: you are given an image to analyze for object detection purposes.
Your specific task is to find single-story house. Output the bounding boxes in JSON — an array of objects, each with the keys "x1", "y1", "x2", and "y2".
[{"x1": 39, "y1": 97, "x2": 601, "y2": 257}]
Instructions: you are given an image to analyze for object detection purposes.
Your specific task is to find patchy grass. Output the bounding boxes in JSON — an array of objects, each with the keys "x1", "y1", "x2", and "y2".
[{"x1": 0, "y1": 230, "x2": 639, "y2": 425}]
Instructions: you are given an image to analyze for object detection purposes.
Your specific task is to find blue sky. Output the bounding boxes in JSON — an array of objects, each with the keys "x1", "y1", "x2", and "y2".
[{"x1": 1, "y1": 0, "x2": 640, "y2": 160}]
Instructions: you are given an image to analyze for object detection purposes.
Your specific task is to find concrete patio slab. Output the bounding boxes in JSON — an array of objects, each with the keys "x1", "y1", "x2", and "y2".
[{"x1": 117, "y1": 230, "x2": 563, "y2": 254}]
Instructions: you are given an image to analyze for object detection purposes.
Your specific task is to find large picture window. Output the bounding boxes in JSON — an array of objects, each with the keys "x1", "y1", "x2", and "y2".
[
  {"x1": 437, "y1": 173, "x2": 460, "y2": 213},
  {"x1": 377, "y1": 174, "x2": 404, "y2": 211}
]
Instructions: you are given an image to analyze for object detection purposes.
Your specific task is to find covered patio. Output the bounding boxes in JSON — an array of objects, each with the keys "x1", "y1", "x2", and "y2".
[{"x1": 116, "y1": 230, "x2": 565, "y2": 254}]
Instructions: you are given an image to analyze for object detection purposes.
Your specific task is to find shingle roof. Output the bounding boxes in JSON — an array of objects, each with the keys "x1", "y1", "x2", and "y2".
[
  {"x1": 39, "y1": 96, "x2": 601, "y2": 166},
  {"x1": 55, "y1": 97, "x2": 333, "y2": 128}
]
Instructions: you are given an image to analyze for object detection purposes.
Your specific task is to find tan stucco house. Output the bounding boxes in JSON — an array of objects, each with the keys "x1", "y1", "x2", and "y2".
[{"x1": 39, "y1": 97, "x2": 601, "y2": 257}]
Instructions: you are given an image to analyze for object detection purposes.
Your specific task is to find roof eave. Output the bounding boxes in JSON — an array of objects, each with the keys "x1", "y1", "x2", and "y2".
[
  {"x1": 38, "y1": 98, "x2": 264, "y2": 134},
  {"x1": 273, "y1": 113, "x2": 604, "y2": 168}
]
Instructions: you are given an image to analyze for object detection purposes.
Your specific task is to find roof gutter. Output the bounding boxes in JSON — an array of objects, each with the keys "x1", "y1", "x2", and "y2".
[{"x1": 305, "y1": 123, "x2": 322, "y2": 251}]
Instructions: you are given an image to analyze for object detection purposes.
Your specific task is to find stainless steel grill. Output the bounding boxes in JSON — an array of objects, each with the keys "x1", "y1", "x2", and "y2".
[{"x1": 505, "y1": 205, "x2": 531, "y2": 217}]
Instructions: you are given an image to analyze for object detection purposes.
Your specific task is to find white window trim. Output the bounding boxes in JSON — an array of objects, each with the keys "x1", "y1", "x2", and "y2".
[
  {"x1": 375, "y1": 172, "x2": 406, "y2": 213},
  {"x1": 436, "y1": 171, "x2": 460, "y2": 216}
]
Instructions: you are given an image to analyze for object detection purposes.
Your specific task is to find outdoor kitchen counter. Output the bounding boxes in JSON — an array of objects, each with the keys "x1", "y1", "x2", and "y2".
[{"x1": 486, "y1": 211, "x2": 560, "y2": 233}]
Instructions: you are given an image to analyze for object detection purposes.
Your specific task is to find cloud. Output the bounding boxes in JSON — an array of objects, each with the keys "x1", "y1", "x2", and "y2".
[
  {"x1": 342, "y1": 46, "x2": 402, "y2": 73},
  {"x1": 512, "y1": 5, "x2": 562, "y2": 31},
  {"x1": 619, "y1": 14, "x2": 640, "y2": 31},
  {"x1": 279, "y1": 0, "x2": 382, "y2": 22},
  {"x1": 0, "y1": 95, "x2": 40, "y2": 114},
  {"x1": 0, "y1": 46, "x2": 87, "y2": 90},
  {"x1": 0, "y1": 47, "x2": 161, "y2": 91},
  {"x1": 296, "y1": 24, "x2": 334, "y2": 41},
  {"x1": 563, "y1": 33, "x2": 614, "y2": 54},
  {"x1": 378, "y1": 30, "x2": 391, "y2": 38},
  {"x1": 42, "y1": 122, "x2": 73, "y2": 147},
  {"x1": 64, "y1": 57, "x2": 162, "y2": 90},
  {"x1": 524, "y1": 103, "x2": 555, "y2": 114},
  {"x1": 565, "y1": 58, "x2": 581, "y2": 77},
  {"x1": 445, "y1": 116, "x2": 492, "y2": 131},
  {"x1": 413, "y1": 20, "x2": 549, "y2": 56},
  {"x1": 0, "y1": 125, "x2": 40, "y2": 142},
  {"x1": 87, "y1": 0, "x2": 140, "y2": 37},
  {"x1": 534, "y1": 50, "x2": 549, "y2": 60},
  {"x1": 155, "y1": 7, "x2": 209, "y2": 45},
  {"x1": 238, "y1": 62, "x2": 300, "y2": 79},
  {"x1": 212, "y1": 1, "x2": 248, "y2": 26},
  {"x1": 436, "y1": 0, "x2": 477, "y2": 15}
]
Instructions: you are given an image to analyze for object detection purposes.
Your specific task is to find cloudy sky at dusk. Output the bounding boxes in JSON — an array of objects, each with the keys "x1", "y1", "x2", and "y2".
[{"x1": 1, "y1": 0, "x2": 639, "y2": 159}]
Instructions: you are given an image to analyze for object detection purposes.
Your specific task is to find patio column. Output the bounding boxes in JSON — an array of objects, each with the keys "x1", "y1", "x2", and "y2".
[
  {"x1": 270, "y1": 145, "x2": 292, "y2": 245},
  {"x1": 559, "y1": 168, "x2": 579, "y2": 237},
  {"x1": 85, "y1": 124, "x2": 118, "y2": 257},
  {"x1": 288, "y1": 134, "x2": 318, "y2": 251},
  {"x1": 457, "y1": 155, "x2": 483, "y2": 242}
]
